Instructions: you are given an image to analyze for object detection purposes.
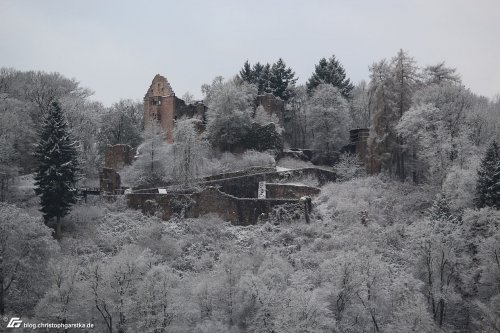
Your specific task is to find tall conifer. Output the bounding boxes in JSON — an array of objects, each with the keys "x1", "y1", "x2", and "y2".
[
  {"x1": 34, "y1": 101, "x2": 79, "y2": 239},
  {"x1": 475, "y1": 140, "x2": 500, "y2": 209},
  {"x1": 306, "y1": 55, "x2": 354, "y2": 98}
]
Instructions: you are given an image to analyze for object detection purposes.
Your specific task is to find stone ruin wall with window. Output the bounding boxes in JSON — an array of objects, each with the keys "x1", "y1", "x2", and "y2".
[{"x1": 143, "y1": 74, "x2": 206, "y2": 143}]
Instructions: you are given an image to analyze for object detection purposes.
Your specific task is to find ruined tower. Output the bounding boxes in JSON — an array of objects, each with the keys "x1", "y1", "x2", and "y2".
[
  {"x1": 144, "y1": 74, "x2": 207, "y2": 142},
  {"x1": 143, "y1": 74, "x2": 176, "y2": 142}
]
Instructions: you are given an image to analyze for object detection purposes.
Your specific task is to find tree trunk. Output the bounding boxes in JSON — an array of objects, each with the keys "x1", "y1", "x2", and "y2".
[
  {"x1": 56, "y1": 215, "x2": 62, "y2": 239},
  {"x1": 0, "y1": 254, "x2": 4, "y2": 315}
]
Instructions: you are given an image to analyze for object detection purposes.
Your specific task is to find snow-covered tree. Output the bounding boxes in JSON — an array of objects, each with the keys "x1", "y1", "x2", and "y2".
[
  {"x1": 182, "y1": 91, "x2": 195, "y2": 104},
  {"x1": 396, "y1": 103, "x2": 448, "y2": 182},
  {"x1": 238, "y1": 59, "x2": 297, "y2": 100},
  {"x1": 86, "y1": 247, "x2": 152, "y2": 333},
  {"x1": 129, "y1": 265, "x2": 181, "y2": 332},
  {"x1": 99, "y1": 99, "x2": 143, "y2": 148},
  {"x1": 173, "y1": 119, "x2": 208, "y2": 186},
  {"x1": 0, "y1": 134, "x2": 18, "y2": 202},
  {"x1": 334, "y1": 153, "x2": 366, "y2": 181},
  {"x1": 34, "y1": 101, "x2": 80, "y2": 239},
  {"x1": 475, "y1": 140, "x2": 500, "y2": 209},
  {"x1": 397, "y1": 83, "x2": 477, "y2": 182},
  {"x1": 35, "y1": 257, "x2": 85, "y2": 326},
  {"x1": 306, "y1": 55, "x2": 354, "y2": 98},
  {"x1": 424, "y1": 62, "x2": 461, "y2": 85},
  {"x1": 350, "y1": 80, "x2": 370, "y2": 128},
  {"x1": 392, "y1": 49, "x2": 420, "y2": 117},
  {"x1": 239, "y1": 60, "x2": 253, "y2": 83},
  {"x1": 204, "y1": 77, "x2": 256, "y2": 151},
  {"x1": 306, "y1": 84, "x2": 351, "y2": 163},
  {"x1": 367, "y1": 51, "x2": 421, "y2": 180},
  {"x1": 62, "y1": 97, "x2": 104, "y2": 182},
  {"x1": 441, "y1": 164, "x2": 478, "y2": 213},
  {"x1": 0, "y1": 203, "x2": 57, "y2": 315},
  {"x1": 269, "y1": 58, "x2": 297, "y2": 101},
  {"x1": 121, "y1": 120, "x2": 171, "y2": 187},
  {"x1": 366, "y1": 59, "x2": 398, "y2": 175},
  {"x1": 0, "y1": 68, "x2": 96, "y2": 176},
  {"x1": 283, "y1": 84, "x2": 309, "y2": 148}
]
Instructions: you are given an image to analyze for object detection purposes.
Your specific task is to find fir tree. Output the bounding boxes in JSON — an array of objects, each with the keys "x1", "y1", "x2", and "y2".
[
  {"x1": 239, "y1": 60, "x2": 253, "y2": 83},
  {"x1": 238, "y1": 59, "x2": 297, "y2": 100},
  {"x1": 428, "y1": 194, "x2": 457, "y2": 222},
  {"x1": 306, "y1": 55, "x2": 354, "y2": 98},
  {"x1": 34, "y1": 101, "x2": 79, "y2": 239},
  {"x1": 475, "y1": 140, "x2": 500, "y2": 209},
  {"x1": 270, "y1": 58, "x2": 298, "y2": 101},
  {"x1": 257, "y1": 63, "x2": 272, "y2": 95}
]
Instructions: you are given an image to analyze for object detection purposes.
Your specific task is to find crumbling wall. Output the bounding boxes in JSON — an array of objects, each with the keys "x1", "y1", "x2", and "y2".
[
  {"x1": 100, "y1": 168, "x2": 121, "y2": 194},
  {"x1": 265, "y1": 183, "x2": 320, "y2": 199},
  {"x1": 343, "y1": 128, "x2": 370, "y2": 163},
  {"x1": 143, "y1": 74, "x2": 207, "y2": 143},
  {"x1": 256, "y1": 93, "x2": 285, "y2": 126},
  {"x1": 143, "y1": 74, "x2": 177, "y2": 143},
  {"x1": 201, "y1": 168, "x2": 336, "y2": 198},
  {"x1": 104, "y1": 144, "x2": 136, "y2": 170},
  {"x1": 127, "y1": 187, "x2": 302, "y2": 225},
  {"x1": 174, "y1": 98, "x2": 207, "y2": 122}
]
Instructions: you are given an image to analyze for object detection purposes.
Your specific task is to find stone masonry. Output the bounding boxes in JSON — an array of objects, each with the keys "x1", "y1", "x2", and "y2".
[
  {"x1": 104, "y1": 144, "x2": 136, "y2": 170},
  {"x1": 127, "y1": 167, "x2": 336, "y2": 225},
  {"x1": 256, "y1": 93, "x2": 286, "y2": 127},
  {"x1": 143, "y1": 74, "x2": 206, "y2": 142}
]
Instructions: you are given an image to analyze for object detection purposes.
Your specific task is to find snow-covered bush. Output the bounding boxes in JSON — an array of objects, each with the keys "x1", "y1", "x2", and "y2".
[
  {"x1": 441, "y1": 163, "x2": 478, "y2": 214},
  {"x1": 333, "y1": 153, "x2": 366, "y2": 181}
]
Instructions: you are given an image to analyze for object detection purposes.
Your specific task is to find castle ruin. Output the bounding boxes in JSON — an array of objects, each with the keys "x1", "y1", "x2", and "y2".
[
  {"x1": 97, "y1": 74, "x2": 371, "y2": 224},
  {"x1": 143, "y1": 74, "x2": 206, "y2": 142}
]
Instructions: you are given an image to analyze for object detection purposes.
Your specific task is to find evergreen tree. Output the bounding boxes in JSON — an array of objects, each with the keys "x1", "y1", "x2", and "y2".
[
  {"x1": 306, "y1": 55, "x2": 354, "y2": 98},
  {"x1": 270, "y1": 58, "x2": 298, "y2": 101},
  {"x1": 34, "y1": 101, "x2": 79, "y2": 239},
  {"x1": 475, "y1": 140, "x2": 500, "y2": 209},
  {"x1": 257, "y1": 63, "x2": 272, "y2": 95},
  {"x1": 238, "y1": 59, "x2": 297, "y2": 100},
  {"x1": 428, "y1": 194, "x2": 457, "y2": 222},
  {"x1": 239, "y1": 60, "x2": 253, "y2": 83}
]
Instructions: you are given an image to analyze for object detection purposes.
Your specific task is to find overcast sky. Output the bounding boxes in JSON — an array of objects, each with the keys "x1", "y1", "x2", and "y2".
[{"x1": 1, "y1": 0, "x2": 499, "y2": 106}]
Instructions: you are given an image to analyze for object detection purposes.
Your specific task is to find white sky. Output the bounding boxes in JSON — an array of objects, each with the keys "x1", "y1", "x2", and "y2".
[{"x1": 1, "y1": 0, "x2": 499, "y2": 105}]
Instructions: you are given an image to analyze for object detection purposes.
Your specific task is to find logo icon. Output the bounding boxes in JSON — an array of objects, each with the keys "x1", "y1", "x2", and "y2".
[{"x1": 7, "y1": 317, "x2": 22, "y2": 328}]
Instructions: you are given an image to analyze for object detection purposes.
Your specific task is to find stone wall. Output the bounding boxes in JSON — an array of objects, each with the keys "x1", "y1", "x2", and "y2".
[
  {"x1": 256, "y1": 93, "x2": 285, "y2": 126},
  {"x1": 104, "y1": 144, "x2": 136, "y2": 170},
  {"x1": 201, "y1": 166, "x2": 276, "y2": 182},
  {"x1": 343, "y1": 128, "x2": 370, "y2": 163},
  {"x1": 143, "y1": 74, "x2": 206, "y2": 143},
  {"x1": 133, "y1": 167, "x2": 336, "y2": 197},
  {"x1": 265, "y1": 183, "x2": 320, "y2": 199},
  {"x1": 174, "y1": 99, "x2": 207, "y2": 122},
  {"x1": 99, "y1": 167, "x2": 121, "y2": 194},
  {"x1": 127, "y1": 187, "x2": 303, "y2": 226},
  {"x1": 201, "y1": 168, "x2": 336, "y2": 198}
]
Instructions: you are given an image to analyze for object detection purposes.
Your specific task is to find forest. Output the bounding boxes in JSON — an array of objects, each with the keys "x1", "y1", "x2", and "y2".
[{"x1": 1, "y1": 50, "x2": 500, "y2": 332}]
